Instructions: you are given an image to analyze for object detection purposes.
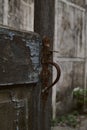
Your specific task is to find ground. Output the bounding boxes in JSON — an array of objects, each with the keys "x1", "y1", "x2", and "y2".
[
  {"x1": 52, "y1": 118, "x2": 87, "y2": 130},
  {"x1": 51, "y1": 113, "x2": 87, "y2": 130}
]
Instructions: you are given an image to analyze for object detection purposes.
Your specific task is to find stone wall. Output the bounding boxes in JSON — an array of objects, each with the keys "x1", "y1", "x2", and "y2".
[
  {"x1": 67, "y1": 0, "x2": 85, "y2": 7},
  {"x1": 0, "y1": 0, "x2": 34, "y2": 31},
  {"x1": 52, "y1": 0, "x2": 86, "y2": 118}
]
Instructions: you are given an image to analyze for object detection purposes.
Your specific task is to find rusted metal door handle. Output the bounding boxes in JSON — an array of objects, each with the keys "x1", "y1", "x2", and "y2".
[
  {"x1": 40, "y1": 36, "x2": 61, "y2": 95},
  {"x1": 41, "y1": 61, "x2": 60, "y2": 93}
]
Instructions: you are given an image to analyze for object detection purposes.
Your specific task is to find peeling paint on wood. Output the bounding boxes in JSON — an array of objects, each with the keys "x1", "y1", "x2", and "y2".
[
  {"x1": 0, "y1": 26, "x2": 42, "y2": 130},
  {"x1": 0, "y1": 85, "x2": 36, "y2": 130},
  {"x1": 0, "y1": 27, "x2": 41, "y2": 85}
]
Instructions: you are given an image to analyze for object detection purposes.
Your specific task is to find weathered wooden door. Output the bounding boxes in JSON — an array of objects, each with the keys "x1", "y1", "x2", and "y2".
[
  {"x1": 0, "y1": 26, "x2": 41, "y2": 130},
  {"x1": 52, "y1": 0, "x2": 86, "y2": 118}
]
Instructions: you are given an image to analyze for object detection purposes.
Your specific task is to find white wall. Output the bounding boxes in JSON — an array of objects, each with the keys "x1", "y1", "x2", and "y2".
[
  {"x1": 52, "y1": 0, "x2": 86, "y2": 118},
  {"x1": 0, "y1": 0, "x2": 34, "y2": 31}
]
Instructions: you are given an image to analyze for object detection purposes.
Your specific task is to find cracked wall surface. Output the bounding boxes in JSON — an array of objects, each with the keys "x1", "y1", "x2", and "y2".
[
  {"x1": 0, "y1": 0, "x2": 34, "y2": 31},
  {"x1": 52, "y1": 0, "x2": 86, "y2": 118},
  {"x1": 67, "y1": 0, "x2": 85, "y2": 7}
]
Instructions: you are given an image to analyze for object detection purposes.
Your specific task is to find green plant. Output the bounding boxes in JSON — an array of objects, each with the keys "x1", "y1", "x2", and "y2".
[
  {"x1": 73, "y1": 88, "x2": 87, "y2": 110},
  {"x1": 51, "y1": 112, "x2": 79, "y2": 128},
  {"x1": 51, "y1": 118, "x2": 59, "y2": 126},
  {"x1": 65, "y1": 114, "x2": 78, "y2": 127}
]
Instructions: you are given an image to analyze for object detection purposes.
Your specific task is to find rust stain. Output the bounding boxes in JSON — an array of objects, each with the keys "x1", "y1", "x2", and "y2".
[{"x1": 40, "y1": 36, "x2": 61, "y2": 101}]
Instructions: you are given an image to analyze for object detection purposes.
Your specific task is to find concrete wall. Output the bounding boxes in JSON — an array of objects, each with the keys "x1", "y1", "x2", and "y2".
[
  {"x1": 0, "y1": 0, "x2": 34, "y2": 31},
  {"x1": 52, "y1": 0, "x2": 86, "y2": 118},
  {"x1": 67, "y1": 0, "x2": 85, "y2": 7}
]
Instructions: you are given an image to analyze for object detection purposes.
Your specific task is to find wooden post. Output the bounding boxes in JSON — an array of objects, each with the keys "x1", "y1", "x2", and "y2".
[
  {"x1": 34, "y1": 0, "x2": 55, "y2": 43},
  {"x1": 34, "y1": 1, "x2": 55, "y2": 130}
]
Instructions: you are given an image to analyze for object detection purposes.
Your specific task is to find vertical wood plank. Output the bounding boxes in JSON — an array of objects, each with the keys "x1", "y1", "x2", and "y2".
[
  {"x1": 34, "y1": 1, "x2": 55, "y2": 130},
  {"x1": 34, "y1": 0, "x2": 55, "y2": 43}
]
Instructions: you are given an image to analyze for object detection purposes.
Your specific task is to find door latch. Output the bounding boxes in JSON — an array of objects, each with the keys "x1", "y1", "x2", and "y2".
[{"x1": 40, "y1": 37, "x2": 61, "y2": 96}]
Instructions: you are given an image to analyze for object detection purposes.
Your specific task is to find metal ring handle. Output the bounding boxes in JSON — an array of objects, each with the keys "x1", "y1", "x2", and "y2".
[{"x1": 42, "y1": 61, "x2": 61, "y2": 93}]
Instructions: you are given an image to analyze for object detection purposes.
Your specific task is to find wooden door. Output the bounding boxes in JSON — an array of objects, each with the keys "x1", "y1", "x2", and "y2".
[
  {"x1": 0, "y1": 85, "x2": 36, "y2": 130},
  {"x1": 0, "y1": 27, "x2": 41, "y2": 130}
]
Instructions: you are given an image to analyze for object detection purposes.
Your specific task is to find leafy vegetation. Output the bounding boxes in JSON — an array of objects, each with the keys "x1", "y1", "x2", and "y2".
[
  {"x1": 51, "y1": 111, "x2": 79, "y2": 128},
  {"x1": 51, "y1": 88, "x2": 87, "y2": 128},
  {"x1": 73, "y1": 88, "x2": 87, "y2": 110}
]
